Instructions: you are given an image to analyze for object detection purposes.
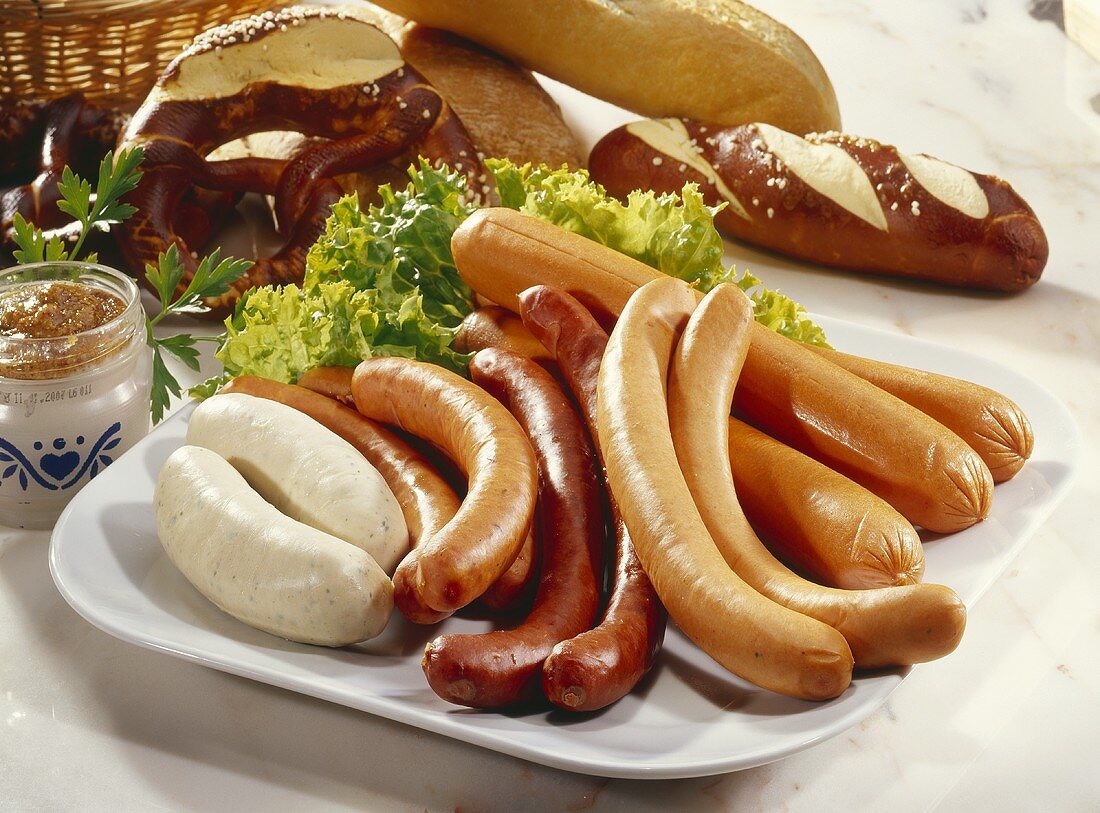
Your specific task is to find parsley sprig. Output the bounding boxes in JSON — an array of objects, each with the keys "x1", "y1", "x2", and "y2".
[
  {"x1": 144, "y1": 245, "x2": 249, "y2": 423},
  {"x1": 8, "y1": 146, "x2": 249, "y2": 424}
]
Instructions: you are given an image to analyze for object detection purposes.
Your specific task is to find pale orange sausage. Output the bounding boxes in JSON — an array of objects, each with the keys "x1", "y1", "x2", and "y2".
[
  {"x1": 596, "y1": 276, "x2": 853, "y2": 700},
  {"x1": 479, "y1": 531, "x2": 538, "y2": 613},
  {"x1": 298, "y1": 366, "x2": 355, "y2": 403},
  {"x1": 454, "y1": 305, "x2": 554, "y2": 363},
  {"x1": 667, "y1": 285, "x2": 966, "y2": 669},
  {"x1": 810, "y1": 346, "x2": 1033, "y2": 483},
  {"x1": 351, "y1": 357, "x2": 538, "y2": 617},
  {"x1": 298, "y1": 364, "x2": 537, "y2": 621},
  {"x1": 733, "y1": 328, "x2": 993, "y2": 533},
  {"x1": 452, "y1": 207, "x2": 995, "y2": 533},
  {"x1": 726, "y1": 416, "x2": 925, "y2": 590},
  {"x1": 452, "y1": 306, "x2": 546, "y2": 613}
]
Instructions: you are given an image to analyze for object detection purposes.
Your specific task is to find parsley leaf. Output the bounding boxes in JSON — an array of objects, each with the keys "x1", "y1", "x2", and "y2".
[
  {"x1": 155, "y1": 333, "x2": 202, "y2": 371},
  {"x1": 144, "y1": 244, "x2": 187, "y2": 309},
  {"x1": 145, "y1": 247, "x2": 250, "y2": 423},
  {"x1": 150, "y1": 345, "x2": 182, "y2": 427},
  {"x1": 170, "y1": 249, "x2": 252, "y2": 314},
  {"x1": 10, "y1": 214, "x2": 53, "y2": 264},
  {"x1": 59, "y1": 147, "x2": 144, "y2": 260}
]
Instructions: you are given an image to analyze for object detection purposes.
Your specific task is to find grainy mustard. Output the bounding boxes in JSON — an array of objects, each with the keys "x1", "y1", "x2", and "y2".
[{"x1": 0, "y1": 281, "x2": 125, "y2": 340}]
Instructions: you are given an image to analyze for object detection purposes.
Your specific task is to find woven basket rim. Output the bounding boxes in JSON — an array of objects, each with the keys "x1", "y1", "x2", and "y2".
[{"x1": 0, "y1": 0, "x2": 263, "y2": 22}]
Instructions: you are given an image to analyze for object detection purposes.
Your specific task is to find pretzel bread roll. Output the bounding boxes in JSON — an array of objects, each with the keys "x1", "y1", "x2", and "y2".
[
  {"x1": 668, "y1": 286, "x2": 965, "y2": 667},
  {"x1": 221, "y1": 376, "x2": 459, "y2": 551},
  {"x1": 369, "y1": 0, "x2": 839, "y2": 135},
  {"x1": 351, "y1": 357, "x2": 537, "y2": 617},
  {"x1": 809, "y1": 347, "x2": 1034, "y2": 483},
  {"x1": 223, "y1": 5, "x2": 583, "y2": 205},
  {"x1": 519, "y1": 285, "x2": 666, "y2": 712},
  {"x1": 422, "y1": 348, "x2": 603, "y2": 708},
  {"x1": 453, "y1": 306, "x2": 554, "y2": 363},
  {"x1": 726, "y1": 416, "x2": 924, "y2": 590},
  {"x1": 589, "y1": 119, "x2": 1048, "y2": 291},
  {"x1": 453, "y1": 208, "x2": 995, "y2": 532},
  {"x1": 118, "y1": 7, "x2": 481, "y2": 311},
  {"x1": 597, "y1": 277, "x2": 852, "y2": 700},
  {"x1": 1, "y1": 93, "x2": 126, "y2": 241}
]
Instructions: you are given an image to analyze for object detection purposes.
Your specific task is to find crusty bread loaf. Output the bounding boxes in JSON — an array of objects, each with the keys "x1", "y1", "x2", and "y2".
[{"x1": 366, "y1": 0, "x2": 841, "y2": 135}]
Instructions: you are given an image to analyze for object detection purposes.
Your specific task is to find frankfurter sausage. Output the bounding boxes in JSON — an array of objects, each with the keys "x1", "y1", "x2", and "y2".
[
  {"x1": 298, "y1": 365, "x2": 355, "y2": 403},
  {"x1": 518, "y1": 284, "x2": 666, "y2": 712},
  {"x1": 454, "y1": 305, "x2": 554, "y2": 363},
  {"x1": 295, "y1": 365, "x2": 538, "y2": 620},
  {"x1": 734, "y1": 326, "x2": 993, "y2": 533},
  {"x1": 351, "y1": 357, "x2": 538, "y2": 616},
  {"x1": 452, "y1": 208, "x2": 995, "y2": 533},
  {"x1": 668, "y1": 285, "x2": 965, "y2": 667},
  {"x1": 155, "y1": 445, "x2": 392, "y2": 646},
  {"x1": 479, "y1": 531, "x2": 538, "y2": 613},
  {"x1": 810, "y1": 347, "x2": 1034, "y2": 483},
  {"x1": 588, "y1": 119, "x2": 1048, "y2": 292},
  {"x1": 450, "y1": 307, "x2": 550, "y2": 615},
  {"x1": 726, "y1": 416, "x2": 924, "y2": 589},
  {"x1": 222, "y1": 376, "x2": 461, "y2": 550},
  {"x1": 422, "y1": 348, "x2": 603, "y2": 707},
  {"x1": 596, "y1": 276, "x2": 853, "y2": 700}
]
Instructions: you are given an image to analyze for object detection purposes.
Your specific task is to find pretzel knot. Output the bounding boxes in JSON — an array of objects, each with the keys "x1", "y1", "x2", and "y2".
[
  {"x1": 116, "y1": 8, "x2": 484, "y2": 316},
  {"x1": 1, "y1": 92, "x2": 126, "y2": 245}
]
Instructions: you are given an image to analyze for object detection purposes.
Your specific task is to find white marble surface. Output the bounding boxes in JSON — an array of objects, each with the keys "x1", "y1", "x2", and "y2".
[{"x1": 3, "y1": 0, "x2": 1099, "y2": 809}]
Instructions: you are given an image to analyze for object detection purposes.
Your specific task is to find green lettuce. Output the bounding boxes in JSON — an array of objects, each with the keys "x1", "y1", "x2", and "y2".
[
  {"x1": 305, "y1": 159, "x2": 476, "y2": 326},
  {"x1": 196, "y1": 156, "x2": 829, "y2": 396},
  {"x1": 486, "y1": 159, "x2": 830, "y2": 347},
  {"x1": 213, "y1": 278, "x2": 470, "y2": 384},
  {"x1": 192, "y1": 162, "x2": 476, "y2": 394}
]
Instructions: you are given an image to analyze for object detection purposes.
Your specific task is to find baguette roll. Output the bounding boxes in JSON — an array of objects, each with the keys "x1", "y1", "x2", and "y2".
[{"x1": 367, "y1": 0, "x2": 841, "y2": 134}]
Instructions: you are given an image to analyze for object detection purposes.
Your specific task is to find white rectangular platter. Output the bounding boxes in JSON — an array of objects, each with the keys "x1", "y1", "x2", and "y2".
[{"x1": 48, "y1": 314, "x2": 1080, "y2": 780}]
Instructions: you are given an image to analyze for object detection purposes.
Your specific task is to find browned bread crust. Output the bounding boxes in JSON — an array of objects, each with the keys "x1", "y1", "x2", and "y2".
[{"x1": 589, "y1": 119, "x2": 1048, "y2": 292}]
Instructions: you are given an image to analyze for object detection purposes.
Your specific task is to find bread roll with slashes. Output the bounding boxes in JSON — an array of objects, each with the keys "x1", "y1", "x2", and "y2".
[{"x1": 590, "y1": 119, "x2": 1048, "y2": 292}]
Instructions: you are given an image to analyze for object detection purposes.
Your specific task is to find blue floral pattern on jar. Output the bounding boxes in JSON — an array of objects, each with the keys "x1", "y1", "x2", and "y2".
[{"x1": 0, "y1": 422, "x2": 122, "y2": 491}]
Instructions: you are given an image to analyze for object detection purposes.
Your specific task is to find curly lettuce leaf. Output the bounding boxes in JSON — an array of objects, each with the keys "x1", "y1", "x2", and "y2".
[
  {"x1": 305, "y1": 159, "x2": 475, "y2": 327},
  {"x1": 486, "y1": 159, "x2": 830, "y2": 347},
  {"x1": 194, "y1": 161, "x2": 477, "y2": 395},
  {"x1": 212, "y1": 278, "x2": 470, "y2": 386}
]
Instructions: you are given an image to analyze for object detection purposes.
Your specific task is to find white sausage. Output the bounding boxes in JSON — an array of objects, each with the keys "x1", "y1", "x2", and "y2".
[
  {"x1": 186, "y1": 393, "x2": 409, "y2": 573},
  {"x1": 154, "y1": 445, "x2": 393, "y2": 646}
]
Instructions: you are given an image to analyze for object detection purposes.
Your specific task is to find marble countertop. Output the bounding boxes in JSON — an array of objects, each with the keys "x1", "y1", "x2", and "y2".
[{"x1": 2, "y1": 1, "x2": 1098, "y2": 810}]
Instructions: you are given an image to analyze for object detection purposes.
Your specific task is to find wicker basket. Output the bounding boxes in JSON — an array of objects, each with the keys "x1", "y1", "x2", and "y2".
[{"x1": 0, "y1": 0, "x2": 276, "y2": 107}]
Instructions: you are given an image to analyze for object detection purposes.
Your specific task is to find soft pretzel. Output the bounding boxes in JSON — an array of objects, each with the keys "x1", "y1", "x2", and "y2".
[
  {"x1": 116, "y1": 7, "x2": 482, "y2": 314},
  {"x1": 0, "y1": 93, "x2": 126, "y2": 244}
]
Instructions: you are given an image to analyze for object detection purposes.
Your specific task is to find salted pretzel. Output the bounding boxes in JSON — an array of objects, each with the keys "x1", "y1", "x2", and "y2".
[
  {"x1": 0, "y1": 93, "x2": 126, "y2": 243},
  {"x1": 116, "y1": 7, "x2": 483, "y2": 314}
]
